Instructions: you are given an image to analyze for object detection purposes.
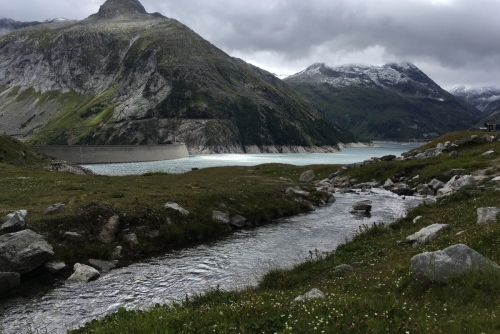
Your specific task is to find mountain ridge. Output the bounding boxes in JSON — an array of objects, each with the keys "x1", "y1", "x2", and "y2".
[
  {"x1": 0, "y1": 0, "x2": 355, "y2": 153},
  {"x1": 285, "y1": 62, "x2": 481, "y2": 141}
]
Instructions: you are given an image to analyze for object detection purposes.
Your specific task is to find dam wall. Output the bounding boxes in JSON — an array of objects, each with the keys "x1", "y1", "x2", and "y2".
[{"x1": 32, "y1": 144, "x2": 189, "y2": 164}]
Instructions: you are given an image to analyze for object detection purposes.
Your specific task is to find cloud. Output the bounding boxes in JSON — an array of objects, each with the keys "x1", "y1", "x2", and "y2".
[{"x1": 1, "y1": 0, "x2": 500, "y2": 87}]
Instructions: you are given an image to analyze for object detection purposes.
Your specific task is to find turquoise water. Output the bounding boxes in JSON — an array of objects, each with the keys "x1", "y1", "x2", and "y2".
[{"x1": 85, "y1": 143, "x2": 420, "y2": 176}]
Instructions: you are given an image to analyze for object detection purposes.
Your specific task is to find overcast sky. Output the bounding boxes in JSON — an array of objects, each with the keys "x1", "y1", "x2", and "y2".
[{"x1": 2, "y1": 0, "x2": 500, "y2": 89}]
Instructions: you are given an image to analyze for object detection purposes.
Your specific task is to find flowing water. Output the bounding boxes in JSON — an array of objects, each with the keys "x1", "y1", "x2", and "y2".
[{"x1": 0, "y1": 189, "x2": 425, "y2": 333}]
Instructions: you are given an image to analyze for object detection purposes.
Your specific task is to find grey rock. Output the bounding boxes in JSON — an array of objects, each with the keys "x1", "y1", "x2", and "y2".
[
  {"x1": 327, "y1": 193, "x2": 336, "y2": 204},
  {"x1": 413, "y1": 216, "x2": 423, "y2": 224},
  {"x1": 62, "y1": 231, "x2": 85, "y2": 242},
  {"x1": 477, "y1": 207, "x2": 500, "y2": 224},
  {"x1": 0, "y1": 272, "x2": 20, "y2": 294},
  {"x1": 165, "y1": 202, "x2": 189, "y2": 216},
  {"x1": 333, "y1": 264, "x2": 354, "y2": 273},
  {"x1": 285, "y1": 187, "x2": 310, "y2": 198},
  {"x1": 212, "y1": 210, "x2": 230, "y2": 224},
  {"x1": 44, "y1": 203, "x2": 66, "y2": 214},
  {"x1": 0, "y1": 229, "x2": 54, "y2": 273},
  {"x1": 112, "y1": 246, "x2": 123, "y2": 260},
  {"x1": 299, "y1": 170, "x2": 315, "y2": 182},
  {"x1": 1, "y1": 210, "x2": 28, "y2": 233},
  {"x1": 44, "y1": 261, "x2": 67, "y2": 274},
  {"x1": 67, "y1": 263, "x2": 100, "y2": 283},
  {"x1": 416, "y1": 184, "x2": 431, "y2": 195},
  {"x1": 406, "y1": 224, "x2": 449, "y2": 246},
  {"x1": 230, "y1": 214, "x2": 247, "y2": 228},
  {"x1": 437, "y1": 175, "x2": 475, "y2": 197},
  {"x1": 493, "y1": 176, "x2": 500, "y2": 182},
  {"x1": 350, "y1": 200, "x2": 372, "y2": 214},
  {"x1": 411, "y1": 244, "x2": 500, "y2": 282},
  {"x1": 124, "y1": 233, "x2": 139, "y2": 248},
  {"x1": 482, "y1": 150, "x2": 495, "y2": 156},
  {"x1": 88, "y1": 259, "x2": 116, "y2": 273},
  {"x1": 380, "y1": 155, "x2": 396, "y2": 161},
  {"x1": 448, "y1": 150, "x2": 458, "y2": 158},
  {"x1": 415, "y1": 153, "x2": 426, "y2": 159},
  {"x1": 98, "y1": 214, "x2": 120, "y2": 244},
  {"x1": 383, "y1": 178, "x2": 395, "y2": 189},
  {"x1": 429, "y1": 179, "x2": 445, "y2": 190},
  {"x1": 293, "y1": 288, "x2": 325, "y2": 302}
]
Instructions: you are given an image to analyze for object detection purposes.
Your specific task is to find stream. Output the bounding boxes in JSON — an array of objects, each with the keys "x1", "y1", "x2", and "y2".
[{"x1": 0, "y1": 189, "x2": 424, "y2": 333}]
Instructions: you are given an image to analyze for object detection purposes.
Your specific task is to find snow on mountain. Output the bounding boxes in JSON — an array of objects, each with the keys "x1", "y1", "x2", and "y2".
[
  {"x1": 449, "y1": 85, "x2": 500, "y2": 114},
  {"x1": 286, "y1": 62, "x2": 444, "y2": 99}
]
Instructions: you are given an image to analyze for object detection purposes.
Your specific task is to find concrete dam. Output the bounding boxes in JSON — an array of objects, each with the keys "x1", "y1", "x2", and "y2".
[{"x1": 32, "y1": 143, "x2": 189, "y2": 164}]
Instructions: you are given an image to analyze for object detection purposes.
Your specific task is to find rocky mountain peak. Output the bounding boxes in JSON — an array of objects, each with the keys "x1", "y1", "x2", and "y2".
[{"x1": 92, "y1": 0, "x2": 148, "y2": 19}]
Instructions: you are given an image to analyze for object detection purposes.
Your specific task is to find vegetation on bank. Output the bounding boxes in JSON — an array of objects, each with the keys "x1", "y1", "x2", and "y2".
[
  {"x1": 0, "y1": 136, "x2": 333, "y2": 297},
  {"x1": 71, "y1": 131, "x2": 500, "y2": 333}
]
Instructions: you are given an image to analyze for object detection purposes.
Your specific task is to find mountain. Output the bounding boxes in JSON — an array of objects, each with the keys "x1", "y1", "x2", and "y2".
[
  {"x1": 0, "y1": 18, "x2": 42, "y2": 35},
  {"x1": 0, "y1": 0, "x2": 354, "y2": 153},
  {"x1": 449, "y1": 86, "x2": 500, "y2": 115},
  {"x1": 284, "y1": 63, "x2": 481, "y2": 141}
]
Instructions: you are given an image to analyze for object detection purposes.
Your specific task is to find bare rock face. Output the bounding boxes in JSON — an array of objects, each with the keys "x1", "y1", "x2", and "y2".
[
  {"x1": 92, "y1": 0, "x2": 147, "y2": 19},
  {"x1": 0, "y1": 229, "x2": 54, "y2": 273},
  {"x1": 411, "y1": 244, "x2": 500, "y2": 283}
]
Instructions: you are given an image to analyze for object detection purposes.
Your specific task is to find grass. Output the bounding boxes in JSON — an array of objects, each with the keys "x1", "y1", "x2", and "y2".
[
  {"x1": 69, "y1": 132, "x2": 500, "y2": 333},
  {"x1": 0, "y1": 137, "x2": 336, "y2": 272}
]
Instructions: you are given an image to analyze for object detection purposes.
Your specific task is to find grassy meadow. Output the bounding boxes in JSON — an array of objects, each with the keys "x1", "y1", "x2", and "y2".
[
  {"x1": 1, "y1": 131, "x2": 499, "y2": 333},
  {"x1": 70, "y1": 131, "x2": 500, "y2": 333}
]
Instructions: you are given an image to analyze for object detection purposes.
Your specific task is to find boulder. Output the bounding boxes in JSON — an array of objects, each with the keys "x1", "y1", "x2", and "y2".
[
  {"x1": 1, "y1": 210, "x2": 28, "y2": 233},
  {"x1": 406, "y1": 224, "x2": 449, "y2": 246},
  {"x1": 230, "y1": 214, "x2": 247, "y2": 228},
  {"x1": 212, "y1": 210, "x2": 230, "y2": 224},
  {"x1": 0, "y1": 272, "x2": 20, "y2": 294},
  {"x1": 285, "y1": 187, "x2": 310, "y2": 198},
  {"x1": 124, "y1": 233, "x2": 139, "y2": 248},
  {"x1": 437, "y1": 175, "x2": 475, "y2": 197},
  {"x1": 44, "y1": 261, "x2": 67, "y2": 274},
  {"x1": 0, "y1": 229, "x2": 54, "y2": 273},
  {"x1": 448, "y1": 150, "x2": 458, "y2": 158},
  {"x1": 299, "y1": 170, "x2": 315, "y2": 182},
  {"x1": 416, "y1": 184, "x2": 431, "y2": 195},
  {"x1": 482, "y1": 150, "x2": 495, "y2": 156},
  {"x1": 293, "y1": 288, "x2": 325, "y2": 302},
  {"x1": 88, "y1": 259, "x2": 116, "y2": 273},
  {"x1": 112, "y1": 246, "x2": 123, "y2": 260},
  {"x1": 333, "y1": 264, "x2": 354, "y2": 274},
  {"x1": 165, "y1": 202, "x2": 189, "y2": 216},
  {"x1": 350, "y1": 200, "x2": 372, "y2": 215},
  {"x1": 383, "y1": 178, "x2": 395, "y2": 189},
  {"x1": 44, "y1": 203, "x2": 66, "y2": 214},
  {"x1": 66, "y1": 263, "x2": 100, "y2": 283},
  {"x1": 428, "y1": 179, "x2": 445, "y2": 191},
  {"x1": 477, "y1": 207, "x2": 500, "y2": 224},
  {"x1": 411, "y1": 244, "x2": 500, "y2": 283},
  {"x1": 380, "y1": 155, "x2": 396, "y2": 161},
  {"x1": 98, "y1": 214, "x2": 120, "y2": 244}
]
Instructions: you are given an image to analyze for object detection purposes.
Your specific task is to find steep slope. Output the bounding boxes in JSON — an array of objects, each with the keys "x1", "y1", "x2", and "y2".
[
  {"x1": 285, "y1": 63, "x2": 481, "y2": 141},
  {"x1": 0, "y1": 1, "x2": 354, "y2": 153}
]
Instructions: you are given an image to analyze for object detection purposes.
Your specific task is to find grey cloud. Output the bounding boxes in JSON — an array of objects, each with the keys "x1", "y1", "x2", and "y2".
[{"x1": 1, "y1": 0, "x2": 500, "y2": 87}]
